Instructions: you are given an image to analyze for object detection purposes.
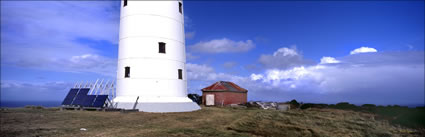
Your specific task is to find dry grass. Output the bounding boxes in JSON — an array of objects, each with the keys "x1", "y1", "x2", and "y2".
[{"x1": 1, "y1": 107, "x2": 423, "y2": 137}]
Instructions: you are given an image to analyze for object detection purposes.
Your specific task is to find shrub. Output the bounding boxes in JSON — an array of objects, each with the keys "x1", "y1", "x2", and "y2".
[
  {"x1": 188, "y1": 94, "x2": 202, "y2": 105},
  {"x1": 24, "y1": 105, "x2": 44, "y2": 109},
  {"x1": 361, "y1": 104, "x2": 376, "y2": 108},
  {"x1": 300, "y1": 103, "x2": 328, "y2": 109},
  {"x1": 333, "y1": 102, "x2": 357, "y2": 110},
  {"x1": 288, "y1": 99, "x2": 300, "y2": 108}
]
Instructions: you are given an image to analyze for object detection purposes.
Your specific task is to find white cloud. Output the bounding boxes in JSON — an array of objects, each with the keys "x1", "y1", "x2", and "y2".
[
  {"x1": 185, "y1": 31, "x2": 196, "y2": 39},
  {"x1": 186, "y1": 63, "x2": 215, "y2": 81},
  {"x1": 186, "y1": 53, "x2": 199, "y2": 60},
  {"x1": 20, "y1": 53, "x2": 116, "y2": 76},
  {"x1": 222, "y1": 61, "x2": 237, "y2": 69},
  {"x1": 249, "y1": 51, "x2": 424, "y2": 105},
  {"x1": 320, "y1": 56, "x2": 340, "y2": 64},
  {"x1": 187, "y1": 63, "x2": 214, "y2": 75},
  {"x1": 189, "y1": 38, "x2": 255, "y2": 53},
  {"x1": 70, "y1": 54, "x2": 99, "y2": 63},
  {"x1": 184, "y1": 15, "x2": 193, "y2": 28},
  {"x1": 66, "y1": 54, "x2": 117, "y2": 76},
  {"x1": 186, "y1": 63, "x2": 246, "y2": 82},
  {"x1": 1, "y1": 1, "x2": 119, "y2": 76},
  {"x1": 350, "y1": 47, "x2": 378, "y2": 55},
  {"x1": 186, "y1": 63, "x2": 252, "y2": 95},
  {"x1": 7, "y1": 53, "x2": 117, "y2": 76},
  {"x1": 252, "y1": 66, "x2": 324, "y2": 88},
  {"x1": 273, "y1": 47, "x2": 299, "y2": 56},
  {"x1": 250, "y1": 74, "x2": 264, "y2": 81},
  {"x1": 258, "y1": 46, "x2": 313, "y2": 69},
  {"x1": 1, "y1": 80, "x2": 74, "y2": 101}
]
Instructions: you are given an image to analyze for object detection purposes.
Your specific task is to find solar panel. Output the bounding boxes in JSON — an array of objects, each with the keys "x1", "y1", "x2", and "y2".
[
  {"x1": 92, "y1": 95, "x2": 108, "y2": 108},
  {"x1": 62, "y1": 88, "x2": 80, "y2": 105},
  {"x1": 82, "y1": 95, "x2": 96, "y2": 107},
  {"x1": 71, "y1": 88, "x2": 90, "y2": 106}
]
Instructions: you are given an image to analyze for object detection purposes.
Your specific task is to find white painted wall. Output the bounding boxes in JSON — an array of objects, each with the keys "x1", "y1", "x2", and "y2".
[{"x1": 114, "y1": 0, "x2": 193, "y2": 104}]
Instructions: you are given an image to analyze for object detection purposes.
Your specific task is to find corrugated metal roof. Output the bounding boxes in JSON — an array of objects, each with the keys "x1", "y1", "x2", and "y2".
[{"x1": 201, "y1": 81, "x2": 247, "y2": 92}]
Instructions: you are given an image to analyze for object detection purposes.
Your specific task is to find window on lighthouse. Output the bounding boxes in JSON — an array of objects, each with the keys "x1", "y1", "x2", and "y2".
[
  {"x1": 159, "y1": 42, "x2": 166, "y2": 53},
  {"x1": 125, "y1": 66, "x2": 130, "y2": 78},
  {"x1": 124, "y1": 0, "x2": 127, "y2": 7},
  {"x1": 178, "y1": 69, "x2": 183, "y2": 80},
  {"x1": 179, "y1": 2, "x2": 182, "y2": 14}
]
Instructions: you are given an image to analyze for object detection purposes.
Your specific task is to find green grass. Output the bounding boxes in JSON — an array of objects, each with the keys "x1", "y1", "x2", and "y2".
[{"x1": 1, "y1": 107, "x2": 424, "y2": 137}]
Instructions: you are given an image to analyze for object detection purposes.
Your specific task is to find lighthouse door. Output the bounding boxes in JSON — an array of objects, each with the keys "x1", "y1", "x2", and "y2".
[{"x1": 206, "y1": 94, "x2": 215, "y2": 106}]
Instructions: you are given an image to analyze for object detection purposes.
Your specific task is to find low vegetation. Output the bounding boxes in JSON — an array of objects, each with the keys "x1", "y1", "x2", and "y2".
[
  {"x1": 290, "y1": 101, "x2": 425, "y2": 129},
  {"x1": 1, "y1": 105, "x2": 424, "y2": 137}
]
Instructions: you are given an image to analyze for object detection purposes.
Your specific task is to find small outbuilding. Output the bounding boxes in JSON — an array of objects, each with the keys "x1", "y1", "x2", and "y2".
[{"x1": 201, "y1": 81, "x2": 247, "y2": 106}]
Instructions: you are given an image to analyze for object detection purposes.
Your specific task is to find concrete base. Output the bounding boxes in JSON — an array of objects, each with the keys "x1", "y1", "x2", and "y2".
[
  {"x1": 115, "y1": 102, "x2": 201, "y2": 113},
  {"x1": 112, "y1": 96, "x2": 201, "y2": 112}
]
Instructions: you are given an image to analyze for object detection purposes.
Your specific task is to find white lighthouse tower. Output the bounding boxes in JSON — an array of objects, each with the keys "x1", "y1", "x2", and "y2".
[{"x1": 113, "y1": 0, "x2": 200, "y2": 112}]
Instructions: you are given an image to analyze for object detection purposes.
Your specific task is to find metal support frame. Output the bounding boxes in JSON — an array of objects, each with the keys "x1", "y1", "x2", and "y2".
[
  {"x1": 89, "y1": 79, "x2": 99, "y2": 95},
  {"x1": 65, "y1": 79, "x2": 118, "y2": 109}
]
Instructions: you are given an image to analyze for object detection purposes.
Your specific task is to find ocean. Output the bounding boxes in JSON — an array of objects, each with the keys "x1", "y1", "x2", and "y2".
[{"x1": 1, "y1": 101, "x2": 62, "y2": 108}]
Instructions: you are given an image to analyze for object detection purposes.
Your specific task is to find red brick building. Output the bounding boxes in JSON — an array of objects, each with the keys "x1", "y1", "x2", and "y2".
[{"x1": 201, "y1": 81, "x2": 247, "y2": 106}]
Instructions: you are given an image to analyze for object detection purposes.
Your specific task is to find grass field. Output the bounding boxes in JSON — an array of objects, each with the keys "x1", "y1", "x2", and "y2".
[{"x1": 1, "y1": 106, "x2": 424, "y2": 137}]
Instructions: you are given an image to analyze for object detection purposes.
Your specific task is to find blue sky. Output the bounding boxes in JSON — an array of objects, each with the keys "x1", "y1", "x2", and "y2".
[{"x1": 1, "y1": 1, "x2": 424, "y2": 106}]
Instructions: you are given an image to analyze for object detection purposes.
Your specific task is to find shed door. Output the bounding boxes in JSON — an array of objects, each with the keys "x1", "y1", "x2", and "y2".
[{"x1": 206, "y1": 94, "x2": 215, "y2": 106}]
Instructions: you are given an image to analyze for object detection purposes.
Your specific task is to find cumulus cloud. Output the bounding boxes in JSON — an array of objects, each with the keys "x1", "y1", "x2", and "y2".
[
  {"x1": 319, "y1": 56, "x2": 340, "y2": 64},
  {"x1": 251, "y1": 66, "x2": 324, "y2": 89},
  {"x1": 273, "y1": 47, "x2": 299, "y2": 56},
  {"x1": 186, "y1": 63, "x2": 244, "y2": 82},
  {"x1": 186, "y1": 63, "x2": 249, "y2": 94},
  {"x1": 189, "y1": 38, "x2": 255, "y2": 53},
  {"x1": 250, "y1": 50, "x2": 424, "y2": 105},
  {"x1": 186, "y1": 63, "x2": 215, "y2": 80},
  {"x1": 258, "y1": 46, "x2": 313, "y2": 69},
  {"x1": 350, "y1": 47, "x2": 378, "y2": 55},
  {"x1": 1, "y1": 1, "x2": 119, "y2": 76},
  {"x1": 250, "y1": 74, "x2": 264, "y2": 81},
  {"x1": 66, "y1": 54, "x2": 117, "y2": 76}
]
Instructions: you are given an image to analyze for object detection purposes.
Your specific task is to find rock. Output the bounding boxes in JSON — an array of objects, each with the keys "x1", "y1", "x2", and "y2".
[{"x1": 277, "y1": 103, "x2": 291, "y2": 111}]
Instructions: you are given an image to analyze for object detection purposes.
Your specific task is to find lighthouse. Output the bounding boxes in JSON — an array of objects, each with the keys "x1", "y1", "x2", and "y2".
[{"x1": 113, "y1": 0, "x2": 200, "y2": 112}]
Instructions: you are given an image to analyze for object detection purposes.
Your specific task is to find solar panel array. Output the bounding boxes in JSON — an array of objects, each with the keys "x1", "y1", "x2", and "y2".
[
  {"x1": 72, "y1": 88, "x2": 90, "y2": 106},
  {"x1": 61, "y1": 88, "x2": 108, "y2": 108},
  {"x1": 93, "y1": 95, "x2": 108, "y2": 107},
  {"x1": 82, "y1": 95, "x2": 96, "y2": 107},
  {"x1": 62, "y1": 88, "x2": 80, "y2": 105}
]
